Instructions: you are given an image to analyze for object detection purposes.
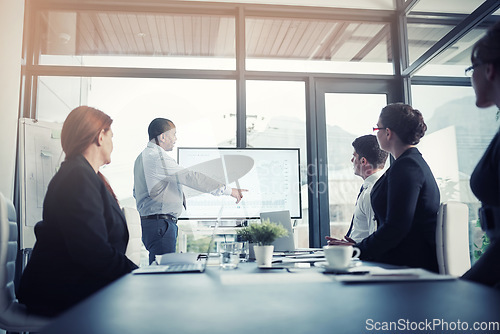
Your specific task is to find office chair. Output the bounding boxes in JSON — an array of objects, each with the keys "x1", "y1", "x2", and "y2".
[
  {"x1": 0, "y1": 192, "x2": 50, "y2": 333},
  {"x1": 436, "y1": 201, "x2": 471, "y2": 276},
  {"x1": 122, "y1": 207, "x2": 142, "y2": 267}
]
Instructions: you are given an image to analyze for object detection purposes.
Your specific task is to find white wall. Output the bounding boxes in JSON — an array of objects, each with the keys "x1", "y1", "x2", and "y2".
[{"x1": 0, "y1": 0, "x2": 24, "y2": 200}]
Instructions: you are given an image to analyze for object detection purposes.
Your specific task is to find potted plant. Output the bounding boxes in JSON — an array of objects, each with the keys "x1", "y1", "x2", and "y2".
[
  {"x1": 472, "y1": 218, "x2": 491, "y2": 263},
  {"x1": 237, "y1": 218, "x2": 288, "y2": 267}
]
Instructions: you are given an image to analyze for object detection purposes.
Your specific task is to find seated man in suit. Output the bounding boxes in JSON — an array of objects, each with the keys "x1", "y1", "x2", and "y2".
[{"x1": 326, "y1": 134, "x2": 388, "y2": 243}]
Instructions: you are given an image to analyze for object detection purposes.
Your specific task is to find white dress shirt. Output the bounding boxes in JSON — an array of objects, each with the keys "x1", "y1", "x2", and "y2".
[
  {"x1": 133, "y1": 142, "x2": 231, "y2": 218},
  {"x1": 349, "y1": 171, "x2": 383, "y2": 243}
]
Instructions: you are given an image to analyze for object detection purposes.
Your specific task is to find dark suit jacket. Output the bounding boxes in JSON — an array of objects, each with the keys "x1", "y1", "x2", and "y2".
[
  {"x1": 356, "y1": 147, "x2": 440, "y2": 272},
  {"x1": 18, "y1": 155, "x2": 137, "y2": 316},
  {"x1": 463, "y1": 129, "x2": 500, "y2": 288}
]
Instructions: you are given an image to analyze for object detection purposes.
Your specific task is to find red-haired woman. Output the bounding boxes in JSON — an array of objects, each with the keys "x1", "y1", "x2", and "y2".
[{"x1": 18, "y1": 106, "x2": 137, "y2": 316}]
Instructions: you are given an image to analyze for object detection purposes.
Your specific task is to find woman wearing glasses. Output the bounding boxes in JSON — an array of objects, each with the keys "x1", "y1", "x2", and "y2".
[
  {"x1": 18, "y1": 106, "x2": 138, "y2": 316},
  {"x1": 328, "y1": 103, "x2": 440, "y2": 273},
  {"x1": 462, "y1": 20, "x2": 500, "y2": 289}
]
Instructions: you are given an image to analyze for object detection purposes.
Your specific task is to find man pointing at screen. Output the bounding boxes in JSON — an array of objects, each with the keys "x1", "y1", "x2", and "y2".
[{"x1": 133, "y1": 118, "x2": 246, "y2": 264}]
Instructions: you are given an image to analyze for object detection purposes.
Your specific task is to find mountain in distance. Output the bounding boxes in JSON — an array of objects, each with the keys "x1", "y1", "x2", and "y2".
[
  {"x1": 245, "y1": 115, "x2": 357, "y2": 178},
  {"x1": 425, "y1": 95, "x2": 498, "y2": 175}
]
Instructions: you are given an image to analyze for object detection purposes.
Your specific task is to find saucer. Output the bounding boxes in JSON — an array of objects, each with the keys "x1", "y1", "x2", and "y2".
[{"x1": 314, "y1": 261, "x2": 356, "y2": 271}]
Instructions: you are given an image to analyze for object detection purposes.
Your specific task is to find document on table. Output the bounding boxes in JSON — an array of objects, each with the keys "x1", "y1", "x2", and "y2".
[
  {"x1": 331, "y1": 266, "x2": 456, "y2": 283},
  {"x1": 272, "y1": 252, "x2": 325, "y2": 264}
]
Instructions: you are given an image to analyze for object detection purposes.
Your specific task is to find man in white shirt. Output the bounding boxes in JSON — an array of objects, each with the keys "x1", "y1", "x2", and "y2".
[
  {"x1": 326, "y1": 135, "x2": 388, "y2": 244},
  {"x1": 134, "y1": 118, "x2": 246, "y2": 264}
]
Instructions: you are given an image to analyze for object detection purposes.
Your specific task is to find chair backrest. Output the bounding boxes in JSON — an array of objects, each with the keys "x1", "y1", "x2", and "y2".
[
  {"x1": 436, "y1": 201, "x2": 471, "y2": 276},
  {"x1": 0, "y1": 192, "x2": 50, "y2": 331},
  {"x1": 122, "y1": 206, "x2": 142, "y2": 266}
]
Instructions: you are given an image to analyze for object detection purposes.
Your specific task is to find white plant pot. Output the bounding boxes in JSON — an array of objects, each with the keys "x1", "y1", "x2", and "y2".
[{"x1": 253, "y1": 245, "x2": 274, "y2": 267}]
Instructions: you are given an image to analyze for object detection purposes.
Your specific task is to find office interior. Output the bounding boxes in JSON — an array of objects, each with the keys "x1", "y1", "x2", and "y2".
[{"x1": 1, "y1": 0, "x2": 500, "y2": 271}]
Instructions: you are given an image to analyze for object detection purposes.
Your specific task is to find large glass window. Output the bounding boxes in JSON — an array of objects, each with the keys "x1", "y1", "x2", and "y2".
[
  {"x1": 410, "y1": 0, "x2": 485, "y2": 15},
  {"x1": 38, "y1": 10, "x2": 236, "y2": 70},
  {"x1": 324, "y1": 93, "x2": 387, "y2": 238},
  {"x1": 36, "y1": 76, "x2": 237, "y2": 256},
  {"x1": 246, "y1": 80, "x2": 308, "y2": 247},
  {"x1": 245, "y1": 17, "x2": 393, "y2": 74},
  {"x1": 36, "y1": 76, "x2": 237, "y2": 205},
  {"x1": 211, "y1": 0, "x2": 397, "y2": 10},
  {"x1": 406, "y1": 21, "x2": 454, "y2": 67},
  {"x1": 412, "y1": 85, "x2": 498, "y2": 263},
  {"x1": 36, "y1": 76, "x2": 90, "y2": 119},
  {"x1": 411, "y1": 25, "x2": 488, "y2": 77},
  {"x1": 407, "y1": 0, "x2": 491, "y2": 77}
]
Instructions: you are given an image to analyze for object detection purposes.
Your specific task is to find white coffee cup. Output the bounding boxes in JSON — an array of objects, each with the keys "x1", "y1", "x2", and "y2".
[{"x1": 323, "y1": 245, "x2": 361, "y2": 269}]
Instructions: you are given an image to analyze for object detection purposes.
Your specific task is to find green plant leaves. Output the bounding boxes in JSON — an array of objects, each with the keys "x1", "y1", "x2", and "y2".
[{"x1": 236, "y1": 218, "x2": 288, "y2": 246}]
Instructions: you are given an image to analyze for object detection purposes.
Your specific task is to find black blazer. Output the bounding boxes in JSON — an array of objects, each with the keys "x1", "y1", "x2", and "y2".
[
  {"x1": 356, "y1": 147, "x2": 440, "y2": 272},
  {"x1": 462, "y1": 129, "x2": 500, "y2": 288},
  {"x1": 18, "y1": 155, "x2": 137, "y2": 316}
]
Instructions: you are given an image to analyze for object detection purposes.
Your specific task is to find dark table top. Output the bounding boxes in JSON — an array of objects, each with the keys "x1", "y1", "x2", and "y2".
[{"x1": 40, "y1": 262, "x2": 500, "y2": 334}]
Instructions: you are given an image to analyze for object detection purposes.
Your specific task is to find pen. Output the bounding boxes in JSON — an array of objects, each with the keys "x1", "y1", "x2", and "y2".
[
  {"x1": 369, "y1": 273, "x2": 419, "y2": 277},
  {"x1": 323, "y1": 271, "x2": 369, "y2": 275}
]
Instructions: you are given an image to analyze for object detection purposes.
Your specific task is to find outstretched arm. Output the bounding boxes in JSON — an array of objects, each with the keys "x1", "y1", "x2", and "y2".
[{"x1": 230, "y1": 188, "x2": 248, "y2": 203}]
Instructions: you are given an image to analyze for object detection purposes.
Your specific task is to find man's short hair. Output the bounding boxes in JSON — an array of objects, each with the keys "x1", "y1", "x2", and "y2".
[
  {"x1": 352, "y1": 134, "x2": 388, "y2": 169},
  {"x1": 148, "y1": 118, "x2": 174, "y2": 141}
]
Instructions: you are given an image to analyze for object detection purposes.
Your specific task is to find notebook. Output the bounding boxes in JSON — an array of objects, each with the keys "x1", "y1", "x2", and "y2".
[
  {"x1": 133, "y1": 208, "x2": 221, "y2": 275},
  {"x1": 260, "y1": 210, "x2": 295, "y2": 252}
]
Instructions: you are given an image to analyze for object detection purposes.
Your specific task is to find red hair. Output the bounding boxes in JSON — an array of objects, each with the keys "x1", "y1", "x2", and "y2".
[
  {"x1": 61, "y1": 106, "x2": 112, "y2": 159},
  {"x1": 61, "y1": 106, "x2": 117, "y2": 201}
]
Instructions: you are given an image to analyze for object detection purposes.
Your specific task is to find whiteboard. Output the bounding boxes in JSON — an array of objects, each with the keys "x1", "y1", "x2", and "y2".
[
  {"x1": 19, "y1": 118, "x2": 64, "y2": 249},
  {"x1": 177, "y1": 147, "x2": 302, "y2": 220}
]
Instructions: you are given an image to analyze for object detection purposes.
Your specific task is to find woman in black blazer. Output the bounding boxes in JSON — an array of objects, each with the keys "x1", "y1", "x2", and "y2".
[
  {"x1": 461, "y1": 21, "x2": 500, "y2": 289},
  {"x1": 328, "y1": 103, "x2": 440, "y2": 272},
  {"x1": 18, "y1": 106, "x2": 138, "y2": 317}
]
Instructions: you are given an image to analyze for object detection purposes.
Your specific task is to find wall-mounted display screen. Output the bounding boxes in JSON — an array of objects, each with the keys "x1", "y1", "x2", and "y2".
[{"x1": 177, "y1": 147, "x2": 301, "y2": 220}]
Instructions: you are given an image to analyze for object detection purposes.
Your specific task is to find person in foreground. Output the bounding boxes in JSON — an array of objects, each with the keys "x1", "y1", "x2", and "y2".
[
  {"x1": 134, "y1": 118, "x2": 247, "y2": 264},
  {"x1": 326, "y1": 135, "x2": 388, "y2": 243},
  {"x1": 327, "y1": 103, "x2": 440, "y2": 273},
  {"x1": 461, "y1": 20, "x2": 500, "y2": 289},
  {"x1": 18, "y1": 106, "x2": 138, "y2": 317}
]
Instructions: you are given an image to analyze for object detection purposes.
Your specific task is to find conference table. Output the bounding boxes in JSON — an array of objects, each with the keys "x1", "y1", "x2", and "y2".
[{"x1": 40, "y1": 260, "x2": 500, "y2": 334}]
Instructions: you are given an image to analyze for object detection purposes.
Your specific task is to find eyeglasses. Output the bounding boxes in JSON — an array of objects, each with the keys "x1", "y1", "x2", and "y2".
[
  {"x1": 465, "y1": 63, "x2": 482, "y2": 77},
  {"x1": 373, "y1": 127, "x2": 387, "y2": 132}
]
